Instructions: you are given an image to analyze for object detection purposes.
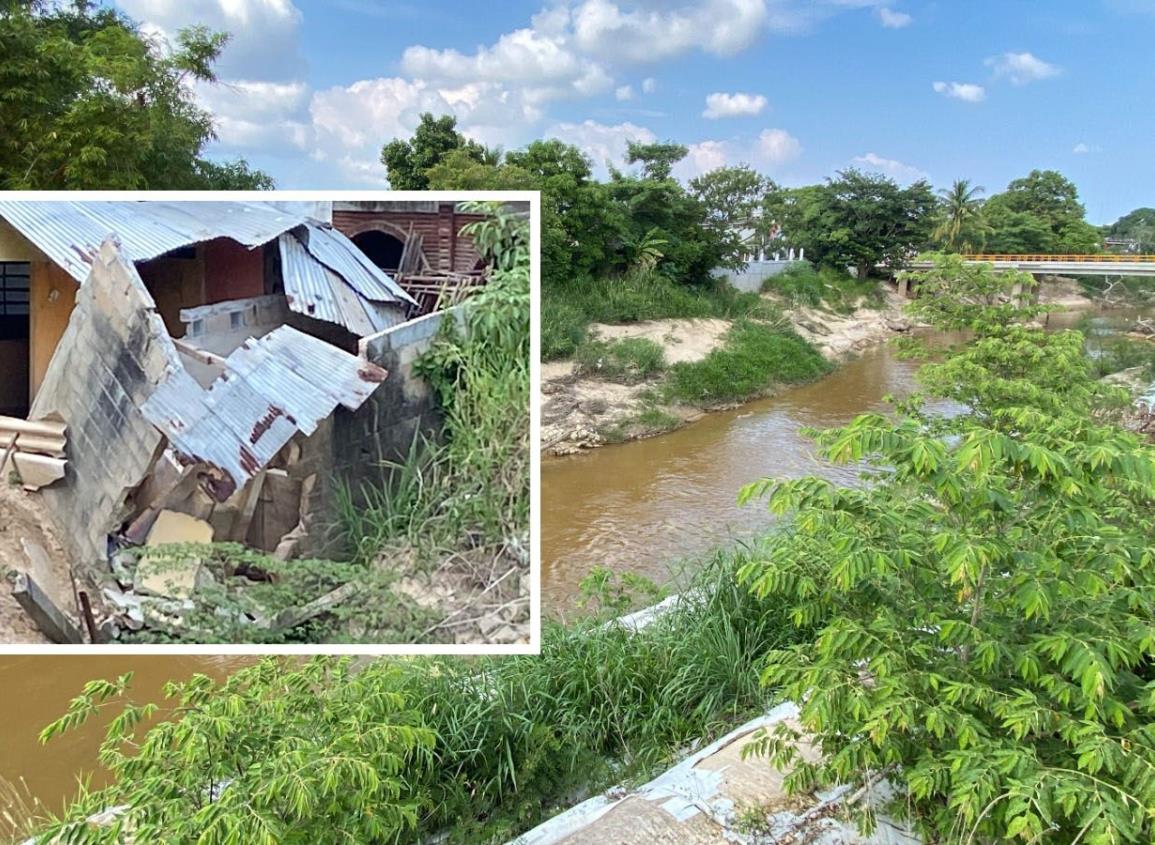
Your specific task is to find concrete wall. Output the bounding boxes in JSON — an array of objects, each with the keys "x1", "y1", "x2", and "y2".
[
  {"x1": 30, "y1": 242, "x2": 179, "y2": 576},
  {"x1": 712, "y1": 259, "x2": 802, "y2": 293},
  {"x1": 290, "y1": 306, "x2": 468, "y2": 555}
]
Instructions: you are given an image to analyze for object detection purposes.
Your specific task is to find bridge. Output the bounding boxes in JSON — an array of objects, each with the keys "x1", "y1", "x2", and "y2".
[{"x1": 905, "y1": 254, "x2": 1155, "y2": 277}]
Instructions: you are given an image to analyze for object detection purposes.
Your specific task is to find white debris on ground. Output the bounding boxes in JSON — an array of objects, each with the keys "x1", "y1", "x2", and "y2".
[{"x1": 511, "y1": 702, "x2": 920, "y2": 845}]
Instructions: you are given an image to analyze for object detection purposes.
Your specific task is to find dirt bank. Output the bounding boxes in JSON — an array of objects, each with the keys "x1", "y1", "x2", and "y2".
[
  {"x1": 0, "y1": 485, "x2": 74, "y2": 644},
  {"x1": 542, "y1": 294, "x2": 911, "y2": 456}
]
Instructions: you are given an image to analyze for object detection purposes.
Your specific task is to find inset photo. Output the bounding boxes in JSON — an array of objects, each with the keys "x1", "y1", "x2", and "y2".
[{"x1": 0, "y1": 193, "x2": 536, "y2": 650}]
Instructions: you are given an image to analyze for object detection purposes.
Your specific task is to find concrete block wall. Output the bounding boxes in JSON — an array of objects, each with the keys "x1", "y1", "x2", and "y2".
[
  {"x1": 30, "y1": 241, "x2": 178, "y2": 576},
  {"x1": 713, "y1": 259, "x2": 803, "y2": 293},
  {"x1": 292, "y1": 305, "x2": 469, "y2": 556}
]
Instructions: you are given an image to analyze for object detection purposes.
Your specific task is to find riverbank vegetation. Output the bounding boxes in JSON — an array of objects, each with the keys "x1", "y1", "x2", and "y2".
[
  {"x1": 26, "y1": 553, "x2": 799, "y2": 845},
  {"x1": 738, "y1": 256, "x2": 1155, "y2": 842}
]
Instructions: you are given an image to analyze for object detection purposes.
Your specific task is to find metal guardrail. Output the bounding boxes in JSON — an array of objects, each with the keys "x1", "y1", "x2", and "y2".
[{"x1": 966, "y1": 254, "x2": 1155, "y2": 263}]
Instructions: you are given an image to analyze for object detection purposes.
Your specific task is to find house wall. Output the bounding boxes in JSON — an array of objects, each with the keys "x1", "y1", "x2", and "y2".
[
  {"x1": 290, "y1": 305, "x2": 468, "y2": 556},
  {"x1": 0, "y1": 340, "x2": 28, "y2": 415},
  {"x1": 202, "y1": 238, "x2": 265, "y2": 304},
  {"x1": 0, "y1": 220, "x2": 43, "y2": 262},
  {"x1": 137, "y1": 255, "x2": 205, "y2": 338},
  {"x1": 29, "y1": 262, "x2": 78, "y2": 401},
  {"x1": 332, "y1": 205, "x2": 485, "y2": 274}
]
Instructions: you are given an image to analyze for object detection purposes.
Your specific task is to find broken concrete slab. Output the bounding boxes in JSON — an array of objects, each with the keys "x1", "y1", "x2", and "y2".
[
  {"x1": 135, "y1": 511, "x2": 214, "y2": 601},
  {"x1": 12, "y1": 452, "x2": 66, "y2": 491},
  {"x1": 11, "y1": 572, "x2": 84, "y2": 644}
]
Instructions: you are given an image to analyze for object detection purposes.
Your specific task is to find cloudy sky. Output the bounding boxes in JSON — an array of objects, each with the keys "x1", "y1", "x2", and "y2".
[{"x1": 116, "y1": 0, "x2": 1154, "y2": 222}]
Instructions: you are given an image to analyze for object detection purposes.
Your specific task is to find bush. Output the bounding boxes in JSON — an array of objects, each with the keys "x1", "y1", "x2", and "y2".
[
  {"x1": 764, "y1": 263, "x2": 883, "y2": 312},
  {"x1": 34, "y1": 553, "x2": 802, "y2": 845},
  {"x1": 666, "y1": 321, "x2": 830, "y2": 405},
  {"x1": 573, "y1": 337, "x2": 666, "y2": 383}
]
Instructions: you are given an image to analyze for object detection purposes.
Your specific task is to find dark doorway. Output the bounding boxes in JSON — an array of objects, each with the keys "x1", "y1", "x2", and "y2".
[
  {"x1": 353, "y1": 230, "x2": 405, "y2": 273},
  {"x1": 0, "y1": 262, "x2": 31, "y2": 417}
]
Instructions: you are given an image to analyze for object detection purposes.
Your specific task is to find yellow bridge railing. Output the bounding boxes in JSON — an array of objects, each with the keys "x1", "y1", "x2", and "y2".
[{"x1": 966, "y1": 254, "x2": 1155, "y2": 263}]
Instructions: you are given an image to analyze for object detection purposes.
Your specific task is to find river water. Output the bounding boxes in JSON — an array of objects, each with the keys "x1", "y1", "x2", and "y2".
[
  {"x1": 0, "y1": 656, "x2": 249, "y2": 839},
  {"x1": 541, "y1": 338, "x2": 958, "y2": 611}
]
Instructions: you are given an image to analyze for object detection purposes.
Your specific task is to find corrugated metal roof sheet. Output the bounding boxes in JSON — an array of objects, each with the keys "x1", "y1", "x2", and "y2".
[
  {"x1": 0, "y1": 199, "x2": 415, "y2": 337},
  {"x1": 141, "y1": 326, "x2": 388, "y2": 501},
  {"x1": 279, "y1": 227, "x2": 411, "y2": 335},
  {"x1": 0, "y1": 200, "x2": 311, "y2": 282}
]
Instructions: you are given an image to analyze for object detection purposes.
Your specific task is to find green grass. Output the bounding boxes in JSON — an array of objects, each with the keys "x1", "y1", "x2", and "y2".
[
  {"x1": 543, "y1": 270, "x2": 782, "y2": 360},
  {"x1": 665, "y1": 320, "x2": 831, "y2": 405},
  {"x1": 762, "y1": 263, "x2": 884, "y2": 313},
  {"x1": 573, "y1": 337, "x2": 666, "y2": 383}
]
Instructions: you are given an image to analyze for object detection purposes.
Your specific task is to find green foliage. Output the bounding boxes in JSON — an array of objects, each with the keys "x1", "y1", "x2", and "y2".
[
  {"x1": 624, "y1": 140, "x2": 689, "y2": 181},
  {"x1": 738, "y1": 258, "x2": 1155, "y2": 843},
  {"x1": 574, "y1": 337, "x2": 666, "y2": 384},
  {"x1": 1105, "y1": 207, "x2": 1155, "y2": 253},
  {"x1": 380, "y1": 113, "x2": 489, "y2": 190},
  {"x1": 36, "y1": 553, "x2": 801, "y2": 844},
  {"x1": 0, "y1": 2, "x2": 272, "y2": 189},
  {"x1": 666, "y1": 321, "x2": 830, "y2": 405},
  {"x1": 933, "y1": 178, "x2": 990, "y2": 253},
  {"x1": 689, "y1": 165, "x2": 775, "y2": 269},
  {"x1": 766, "y1": 169, "x2": 937, "y2": 279},
  {"x1": 984, "y1": 169, "x2": 1101, "y2": 254},
  {"x1": 34, "y1": 659, "x2": 435, "y2": 844},
  {"x1": 541, "y1": 271, "x2": 780, "y2": 360},
  {"x1": 764, "y1": 262, "x2": 883, "y2": 312}
]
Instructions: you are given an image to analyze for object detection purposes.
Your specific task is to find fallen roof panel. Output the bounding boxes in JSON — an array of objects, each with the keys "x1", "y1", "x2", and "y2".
[{"x1": 141, "y1": 326, "x2": 388, "y2": 501}]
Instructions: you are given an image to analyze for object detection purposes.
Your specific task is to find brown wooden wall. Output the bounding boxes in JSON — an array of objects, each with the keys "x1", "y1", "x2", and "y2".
[{"x1": 332, "y1": 204, "x2": 485, "y2": 274}]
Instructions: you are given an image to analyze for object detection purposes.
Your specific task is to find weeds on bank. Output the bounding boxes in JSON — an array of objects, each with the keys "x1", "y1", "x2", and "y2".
[
  {"x1": 573, "y1": 337, "x2": 666, "y2": 383},
  {"x1": 666, "y1": 321, "x2": 831, "y2": 405},
  {"x1": 762, "y1": 264, "x2": 884, "y2": 313},
  {"x1": 543, "y1": 270, "x2": 780, "y2": 359},
  {"x1": 35, "y1": 550, "x2": 801, "y2": 845}
]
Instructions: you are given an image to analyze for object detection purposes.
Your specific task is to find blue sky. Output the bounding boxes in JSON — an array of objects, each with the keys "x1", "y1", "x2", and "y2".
[{"x1": 115, "y1": 0, "x2": 1154, "y2": 223}]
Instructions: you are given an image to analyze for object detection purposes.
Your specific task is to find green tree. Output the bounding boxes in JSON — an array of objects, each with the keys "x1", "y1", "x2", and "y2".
[
  {"x1": 1105, "y1": 207, "x2": 1155, "y2": 253},
  {"x1": 739, "y1": 258, "x2": 1155, "y2": 843},
  {"x1": 33, "y1": 659, "x2": 434, "y2": 844},
  {"x1": 771, "y1": 169, "x2": 936, "y2": 279},
  {"x1": 689, "y1": 165, "x2": 775, "y2": 269},
  {"x1": 380, "y1": 112, "x2": 486, "y2": 190},
  {"x1": 624, "y1": 140, "x2": 689, "y2": 181},
  {"x1": 933, "y1": 179, "x2": 988, "y2": 253},
  {"x1": 984, "y1": 170, "x2": 1100, "y2": 254},
  {"x1": 0, "y1": 1, "x2": 272, "y2": 189}
]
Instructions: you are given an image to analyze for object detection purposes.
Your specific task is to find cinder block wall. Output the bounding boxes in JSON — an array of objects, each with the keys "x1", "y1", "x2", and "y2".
[{"x1": 294, "y1": 305, "x2": 469, "y2": 555}]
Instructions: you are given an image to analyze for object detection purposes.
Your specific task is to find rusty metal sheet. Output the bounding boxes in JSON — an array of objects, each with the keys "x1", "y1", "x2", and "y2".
[{"x1": 141, "y1": 326, "x2": 388, "y2": 501}]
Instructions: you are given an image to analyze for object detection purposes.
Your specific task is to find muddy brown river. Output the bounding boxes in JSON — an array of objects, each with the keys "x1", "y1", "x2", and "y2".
[{"x1": 0, "y1": 656, "x2": 250, "y2": 839}]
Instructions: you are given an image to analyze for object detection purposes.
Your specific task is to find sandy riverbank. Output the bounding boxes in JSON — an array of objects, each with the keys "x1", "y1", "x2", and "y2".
[{"x1": 541, "y1": 290, "x2": 914, "y2": 456}]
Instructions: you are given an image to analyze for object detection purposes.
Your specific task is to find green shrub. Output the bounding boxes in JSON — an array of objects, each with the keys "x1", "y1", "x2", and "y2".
[
  {"x1": 34, "y1": 553, "x2": 802, "y2": 845},
  {"x1": 763, "y1": 263, "x2": 883, "y2": 312},
  {"x1": 573, "y1": 337, "x2": 666, "y2": 383},
  {"x1": 666, "y1": 321, "x2": 830, "y2": 405}
]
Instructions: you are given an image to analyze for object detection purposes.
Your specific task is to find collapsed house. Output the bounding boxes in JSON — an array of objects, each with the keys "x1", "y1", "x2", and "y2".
[{"x1": 0, "y1": 200, "x2": 482, "y2": 641}]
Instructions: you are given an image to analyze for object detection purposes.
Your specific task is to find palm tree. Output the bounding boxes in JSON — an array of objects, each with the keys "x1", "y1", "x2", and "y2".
[{"x1": 934, "y1": 179, "x2": 987, "y2": 253}]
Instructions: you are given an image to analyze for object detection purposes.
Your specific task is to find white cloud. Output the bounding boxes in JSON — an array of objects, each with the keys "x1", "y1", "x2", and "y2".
[
  {"x1": 877, "y1": 7, "x2": 912, "y2": 27},
  {"x1": 1072, "y1": 142, "x2": 1100, "y2": 154},
  {"x1": 851, "y1": 152, "x2": 928, "y2": 183},
  {"x1": 642, "y1": 77, "x2": 657, "y2": 94},
  {"x1": 985, "y1": 51, "x2": 1060, "y2": 85},
  {"x1": 702, "y1": 91, "x2": 768, "y2": 118},
  {"x1": 544, "y1": 119, "x2": 656, "y2": 174},
  {"x1": 195, "y1": 79, "x2": 313, "y2": 150},
  {"x1": 118, "y1": 0, "x2": 305, "y2": 81},
  {"x1": 673, "y1": 140, "x2": 731, "y2": 179},
  {"x1": 932, "y1": 80, "x2": 986, "y2": 102},
  {"x1": 758, "y1": 128, "x2": 803, "y2": 164},
  {"x1": 615, "y1": 85, "x2": 635, "y2": 101},
  {"x1": 570, "y1": 0, "x2": 770, "y2": 63}
]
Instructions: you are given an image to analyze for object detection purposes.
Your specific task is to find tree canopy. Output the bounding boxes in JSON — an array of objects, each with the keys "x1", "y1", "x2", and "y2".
[
  {"x1": 983, "y1": 170, "x2": 1100, "y2": 253},
  {"x1": 380, "y1": 112, "x2": 490, "y2": 190},
  {"x1": 0, "y1": 0, "x2": 272, "y2": 189}
]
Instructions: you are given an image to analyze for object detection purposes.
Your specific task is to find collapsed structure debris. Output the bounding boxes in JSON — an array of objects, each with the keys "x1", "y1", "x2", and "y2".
[{"x1": 0, "y1": 199, "x2": 500, "y2": 643}]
